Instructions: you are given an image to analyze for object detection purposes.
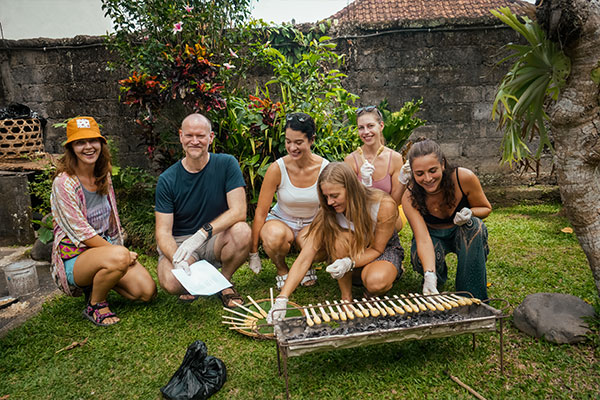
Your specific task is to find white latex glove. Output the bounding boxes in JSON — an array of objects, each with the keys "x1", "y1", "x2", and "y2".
[
  {"x1": 360, "y1": 160, "x2": 375, "y2": 187},
  {"x1": 398, "y1": 160, "x2": 412, "y2": 185},
  {"x1": 453, "y1": 207, "x2": 473, "y2": 226},
  {"x1": 423, "y1": 271, "x2": 439, "y2": 295},
  {"x1": 325, "y1": 257, "x2": 354, "y2": 280},
  {"x1": 173, "y1": 229, "x2": 208, "y2": 264},
  {"x1": 267, "y1": 296, "x2": 288, "y2": 323},
  {"x1": 248, "y1": 252, "x2": 262, "y2": 274},
  {"x1": 173, "y1": 260, "x2": 191, "y2": 276}
]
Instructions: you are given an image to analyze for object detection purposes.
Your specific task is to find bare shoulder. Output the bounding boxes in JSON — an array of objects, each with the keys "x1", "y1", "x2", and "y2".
[
  {"x1": 457, "y1": 167, "x2": 483, "y2": 192},
  {"x1": 387, "y1": 148, "x2": 404, "y2": 169},
  {"x1": 343, "y1": 151, "x2": 359, "y2": 171}
]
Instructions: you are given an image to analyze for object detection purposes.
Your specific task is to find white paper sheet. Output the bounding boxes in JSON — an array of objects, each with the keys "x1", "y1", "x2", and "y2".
[{"x1": 171, "y1": 260, "x2": 232, "y2": 296}]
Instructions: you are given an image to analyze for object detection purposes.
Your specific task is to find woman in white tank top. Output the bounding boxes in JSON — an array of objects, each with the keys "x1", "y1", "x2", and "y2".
[{"x1": 249, "y1": 113, "x2": 329, "y2": 289}]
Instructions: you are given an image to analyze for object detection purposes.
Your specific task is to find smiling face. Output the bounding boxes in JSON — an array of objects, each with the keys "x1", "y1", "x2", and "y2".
[
  {"x1": 71, "y1": 138, "x2": 102, "y2": 167},
  {"x1": 285, "y1": 128, "x2": 313, "y2": 159},
  {"x1": 357, "y1": 113, "x2": 384, "y2": 147},
  {"x1": 411, "y1": 153, "x2": 445, "y2": 193},
  {"x1": 180, "y1": 117, "x2": 213, "y2": 160},
  {"x1": 320, "y1": 181, "x2": 347, "y2": 214}
]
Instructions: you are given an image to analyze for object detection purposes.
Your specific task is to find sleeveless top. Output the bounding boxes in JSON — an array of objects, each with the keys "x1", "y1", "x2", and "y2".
[
  {"x1": 422, "y1": 169, "x2": 470, "y2": 225},
  {"x1": 270, "y1": 157, "x2": 329, "y2": 220},
  {"x1": 352, "y1": 151, "x2": 393, "y2": 193},
  {"x1": 335, "y1": 200, "x2": 381, "y2": 232}
]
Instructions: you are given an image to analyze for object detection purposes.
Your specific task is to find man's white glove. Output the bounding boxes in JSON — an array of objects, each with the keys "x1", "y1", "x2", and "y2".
[
  {"x1": 325, "y1": 257, "x2": 354, "y2": 280},
  {"x1": 248, "y1": 252, "x2": 262, "y2": 274},
  {"x1": 398, "y1": 160, "x2": 412, "y2": 185},
  {"x1": 453, "y1": 207, "x2": 473, "y2": 226},
  {"x1": 173, "y1": 260, "x2": 191, "y2": 276},
  {"x1": 360, "y1": 160, "x2": 375, "y2": 187},
  {"x1": 423, "y1": 271, "x2": 439, "y2": 295},
  {"x1": 267, "y1": 296, "x2": 288, "y2": 323},
  {"x1": 173, "y1": 229, "x2": 208, "y2": 264}
]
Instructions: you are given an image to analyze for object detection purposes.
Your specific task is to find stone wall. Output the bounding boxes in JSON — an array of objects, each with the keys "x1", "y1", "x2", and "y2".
[{"x1": 0, "y1": 20, "x2": 554, "y2": 185}]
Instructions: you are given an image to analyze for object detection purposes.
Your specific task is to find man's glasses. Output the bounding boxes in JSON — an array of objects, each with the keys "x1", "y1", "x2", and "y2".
[
  {"x1": 356, "y1": 106, "x2": 382, "y2": 118},
  {"x1": 286, "y1": 113, "x2": 309, "y2": 122}
]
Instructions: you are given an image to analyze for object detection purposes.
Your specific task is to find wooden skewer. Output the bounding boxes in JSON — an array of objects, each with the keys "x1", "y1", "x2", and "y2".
[
  {"x1": 384, "y1": 296, "x2": 405, "y2": 315},
  {"x1": 353, "y1": 300, "x2": 369, "y2": 317},
  {"x1": 411, "y1": 293, "x2": 436, "y2": 311},
  {"x1": 230, "y1": 300, "x2": 264, "y2": 319},
  {"x1": 369, "y1": 298, "x2": 387, "y2": 317},
  {"x1": 317, "y1": 303, "x2": 331, "y2": 323},
  {"x1": 270, "y1": 288, "x2": 274, "y2": 307},
  {"x1": 432, "y1": 295, "x2": 453, "y2": 310},
  {"x1": 222, "y1": 315, "x2": 251, "y2": 323},
  {"x1": 223, "y1": 306, "x2": 257, "y2": 320},
  {"x1": 439, "y1": 294, "x2": 460, "y2": 308},
  {"x1": 325, "y1": 301, "x2": 340, "y2": 320},
  {"x1": 228, "y1": 326, "x2": 255, "y2": 331},
  {"x1": 222, "y1": 320, "x2": 255, "y2": 328},
  {"x1": 334, "y1": 301, "x2": 348, "y2": 321},
  {"x1": 400, "y1": 294, "x2": 420, "y2": 313},
  {"x1": 247, "y1": 295, "x2": 269, "y2": 319},
  {"x1": 308, "y1": 304, "x2": 322, "y2": 324},
  {"x1": 362, "y1": 298, "x2": 380, "y2": 317},
  {"x1": 342, "y1": 300, "x2": 359, "y2": 318},
  {"x1": 448, "y1": 293, "x2": 469, "y2": 306},
  {"x1": 375, "y1": 297, "x2": 394, "y2": 316},
  {"x1": 305, "y1": 307, "x2": 315, "y2": 327},
  {"x1": 409, "y1": 294, "x2": 428, "y2": 312},
  {"x1": 424, "y1": 295, "x2": 446, "y2": 312},
  {"x1": 393, "y1": 295, "x2": 413, "y2": 313}
]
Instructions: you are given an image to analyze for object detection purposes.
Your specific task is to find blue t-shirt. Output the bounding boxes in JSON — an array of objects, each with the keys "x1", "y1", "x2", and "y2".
[{"x1": 155, "y1": 153, "x2": 246, "y2": 236}]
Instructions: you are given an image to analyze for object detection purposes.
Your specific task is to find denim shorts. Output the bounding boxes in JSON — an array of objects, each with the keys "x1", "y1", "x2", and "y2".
[{"x1": 63, "y1": 256, "x2": 81, "y2": 288}]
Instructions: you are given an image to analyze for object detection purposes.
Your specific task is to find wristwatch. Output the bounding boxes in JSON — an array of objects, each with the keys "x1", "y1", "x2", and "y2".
[{"x1": 202, "y1": 223, "x2": 213, "y2": 239}]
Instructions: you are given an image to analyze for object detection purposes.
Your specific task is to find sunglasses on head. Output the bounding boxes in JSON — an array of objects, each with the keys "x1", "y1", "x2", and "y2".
[
  {"x1": 356, "y1": 105, "x2": 382, "y2": 118},
  {"x1": 286, "y1": 113, "x2": 309, "y2": 123}
]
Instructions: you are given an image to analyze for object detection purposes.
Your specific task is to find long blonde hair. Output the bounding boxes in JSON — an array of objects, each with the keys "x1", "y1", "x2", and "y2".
[{"x1": 308, "y1": 162, "x2": 383, "y2": 260}]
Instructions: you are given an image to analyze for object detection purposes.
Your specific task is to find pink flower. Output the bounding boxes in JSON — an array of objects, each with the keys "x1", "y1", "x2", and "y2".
[
  {"x1": 229, "y1": 48, "x2": 239, "y2": 58},
  {"x1": 184, "y1": 4, "x2": 193, "y2": 12},
  {"x1": 223, "y1": 62, "x2": 235, "y2": 70},
  {"x1": 172, "y1": 21, "x2": 183, "y2": 34}
]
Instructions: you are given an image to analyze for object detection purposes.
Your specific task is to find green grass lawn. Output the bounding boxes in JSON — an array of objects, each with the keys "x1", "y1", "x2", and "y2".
[{"x1": 1, "y1": 203, "x2": 599, "y2": 399}]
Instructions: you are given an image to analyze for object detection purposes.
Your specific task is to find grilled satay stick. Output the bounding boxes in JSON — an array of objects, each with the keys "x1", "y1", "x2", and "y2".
[
  {"x1": 408, "y1": 294, "x2": 428, "y2": 312},
  {"x1": 317, "y1": 303, "x2": 331, "y2": 323},
  {"x1": 308, "y1": 304, "x2": 322, "y2": 324},
  {"x1": 438, "y1": 294, "x2": 460, "y2": 308},
  {"x1": 424, "y1": 295, "x2": 446, "y2": 311},
  {"x1": 304, "y1": 307, "x2": 315, "y2": 327},
  {"x1": 431, "y1": 294, "x2": 453, "y2": 310},
  {"x1": 362, "y1": 298, "x2": 381, "y2": 317},
  {"x1": 383, "y1": 296, "x2": 405, "y2": 315},
  {"x1": 393, "y1": 295, "x2": 414, "y2": 313},
  {"x1": 369, "y1": 298, "x2": 388, "y2": 317},
  {"x1": 229, "y1": 300, "x2": 264, "y2": 319},
  {"x1": 375, "y1": 297, "x2": 394, "y2": 316},
  {"x1": 334, "y1": 300, "x2": 349, "y2": 321},
  {"x1": 325, "y1": 301, "x2": 340, "y2": 320},
  {"x1": 270, "y1": 287, "x2": 274, "y2": 307},
  {"x1": 222, "y1": 315, "x2": 252, "y2": 323},
  {"x1": 400, "y1": 294, "x2": 420, "y2": 313},
  {"x1": 411, "y1": 293, "x2": 436, "y2": 311},
  {"x1": 343, "y1": 300, "x2": 362, "y2": 318},
  {"x1": 247, "y1": 295, "x2": 269, "y2": 319},
  {"x1": 223, "y1": 306, "x2": 258, "y2": 320},
  {"x1": 353, "y1": 300, "x2": 369, "y2": 317},
  {"x1": 222, "y1": 320, "x2": 255, "y2": 328},
  {"x1": 447, "y1": 293, "x2": 469, "y2": 306}
]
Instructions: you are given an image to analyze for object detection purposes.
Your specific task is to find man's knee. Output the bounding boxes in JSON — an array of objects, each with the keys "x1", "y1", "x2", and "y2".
[{"x1": 225, "y1": 222, "x2": 251, "y2": 246}]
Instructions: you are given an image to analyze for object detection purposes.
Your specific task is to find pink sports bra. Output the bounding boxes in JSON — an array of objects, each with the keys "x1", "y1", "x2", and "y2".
[{"x1": 352, "y1": 151, "x2": 393, "y2": 194}]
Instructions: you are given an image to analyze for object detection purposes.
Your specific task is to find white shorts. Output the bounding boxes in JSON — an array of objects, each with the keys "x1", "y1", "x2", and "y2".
[{"x1": 265, "y1": 211, "x2": 313, "y2": 239}]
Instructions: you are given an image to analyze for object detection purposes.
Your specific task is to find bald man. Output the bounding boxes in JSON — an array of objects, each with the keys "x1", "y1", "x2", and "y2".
[{"x1": 155, "y1": 113, "x2": 251, "y2": 306}]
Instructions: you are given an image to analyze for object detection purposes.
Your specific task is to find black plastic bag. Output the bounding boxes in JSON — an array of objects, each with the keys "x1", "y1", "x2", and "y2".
[
  {"x1": 0, "y1": 102, "x2": 47, "y2": 128},
  {"x1": 161, "y1": 340, "x2": 227, "y2": 400}
]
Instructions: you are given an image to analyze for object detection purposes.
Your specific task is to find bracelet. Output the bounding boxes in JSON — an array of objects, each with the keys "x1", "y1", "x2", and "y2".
[
  {"x1": 350, "y1": 259, "x2": 355, "y2": 271},
  {"x1": 276, "y1": 295, "x2": 288, "y2": 300}
]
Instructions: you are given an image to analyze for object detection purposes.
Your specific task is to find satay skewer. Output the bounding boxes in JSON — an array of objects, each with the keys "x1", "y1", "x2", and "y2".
[
  {"x1": 383, "y1": 296, "x2": 405, "y2": 315},
  {"x1": 317, "y1": 303, "x2": 331, "y2": 323},
  {"x1": 431, "y1": 294, "x2": 453, "y2": 310},
  {"x1": 334, "y1": 300, "x2": 348, "y2": 321},
  {"x1": 270, "y1": 287, "x2": 274, "y2": 307},
  {"x1": 325, "y1": 301, "x2": 340, "y2": 320},
  {"x1": 222, "y1": 320, "x2": 255, "y2": 328},
  {"x1": 362, "y1": 298, "x2": 380, "y2": 317},
  {"x1": 229, "y1": 300, "x2": 264, "y2": 319},
  {"x1": 223, "y1": 306, "x2": 258, "y2": 320},
  {"x1": 408, "y1": 294, "x2": 427, "y2": 312},
  {"x1": 375, "y1": 297, "x2": 394, "y2": 316},
  {"x1": 424, "y1": 295, "x2": 446, "y2": 311},
  {"x1": 448, "y1": 293, "x2": 469, "y2": 306},
  {"x1": 411, "y1": 293, "x2": 436, "y2": 311},
  {"x1": 247, "y1": 295, "x2": 269, "y2": 319},
  {"x1": 400, "y1": 294, "x2": 420, "y2": 313},
  {"x1": 438, "y1": 294, "x2": 460, "y2": 308},
  {"x1": 353, "y1": 300, "x2": 369, "y2": 317},
  {"x1": 368, "y1": 298, "x2": 387, "y2": 317},
  {"x1": 222, "y1": 315, "x2": 252, "y2": 323},
  {"x1": 393, "y1": 295, "x2": 414, "y2": 313},
  {"x1": 308, "y1": 304, "x2": 322, "y2": 324},
  {"x1": 343, "y1": 300, "x2": 361, "y2": 318},
  {"x1": 305, "y1": 307, "x2": 315, "y2": 327}
]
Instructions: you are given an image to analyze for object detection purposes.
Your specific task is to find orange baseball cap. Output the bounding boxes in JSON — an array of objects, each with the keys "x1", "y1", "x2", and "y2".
[{"x1": 64, "y1": 116, "x2": 106, "y2": 145}]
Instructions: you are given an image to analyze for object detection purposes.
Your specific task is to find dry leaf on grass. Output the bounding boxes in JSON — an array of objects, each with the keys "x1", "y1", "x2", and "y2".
[
  {"x1": 55, "y1": 338, "x2": 88, "y2": 354},
  {"x1": 561, "y1": 227, "x2": 574, "y2": 234}
]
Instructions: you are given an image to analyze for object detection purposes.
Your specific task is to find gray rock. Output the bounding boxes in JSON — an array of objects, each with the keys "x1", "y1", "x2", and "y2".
[
  {"x1": 513, "y1": 293, "x2": 596, "y2": 344},
  {"x1": 30, "y1": 239, "x2": 52, "y2": 262}
]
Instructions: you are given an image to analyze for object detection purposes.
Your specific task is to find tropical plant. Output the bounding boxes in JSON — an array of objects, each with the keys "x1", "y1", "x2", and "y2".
[
  {"x1": 490, "y1": 6, "x2": 571, "y2": 166},
  {"x1": 379, "y1": 98, "x2": 426, "y2": 152}
]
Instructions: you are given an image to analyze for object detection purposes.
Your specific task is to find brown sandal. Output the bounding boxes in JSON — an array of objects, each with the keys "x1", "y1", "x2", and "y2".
[{"x1": 218, "y1": 287, "x2": 243, "y2": 308}]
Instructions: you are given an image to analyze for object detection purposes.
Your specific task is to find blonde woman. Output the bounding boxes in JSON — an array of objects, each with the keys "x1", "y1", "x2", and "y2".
[{"x1": 269, "y1": 162, "x2": 404, "y2": 322}]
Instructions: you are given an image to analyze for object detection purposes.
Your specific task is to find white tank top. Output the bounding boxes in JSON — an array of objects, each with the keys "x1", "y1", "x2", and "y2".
[
  {"x1": 335, "y1": 200, "x2": 381, "y2": 232},
  {"x1": 270, "y1": 157, "x2": 329, "y2": 220}
]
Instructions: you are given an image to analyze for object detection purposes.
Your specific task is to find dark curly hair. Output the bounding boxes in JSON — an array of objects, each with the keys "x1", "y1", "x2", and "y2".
[
  {"x1": 284, "y1": 112, "x2": 316, "y2": 141},
  {"x1": 407, "y1": 138, "x2": 456, "y2": 216}
]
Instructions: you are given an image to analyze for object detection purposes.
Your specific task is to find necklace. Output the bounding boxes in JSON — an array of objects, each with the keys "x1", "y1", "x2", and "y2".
[{"x1": 357, "y1": 145, "x2": 384, "y2": 164}]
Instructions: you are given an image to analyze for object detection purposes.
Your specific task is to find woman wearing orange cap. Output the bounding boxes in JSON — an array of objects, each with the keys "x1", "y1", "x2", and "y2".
[{"x1": 50, "y1": 116, "x2": 156, "y2": 326}]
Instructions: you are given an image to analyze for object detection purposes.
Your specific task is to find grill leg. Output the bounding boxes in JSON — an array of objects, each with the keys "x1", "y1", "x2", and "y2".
[
  {"x1": 500, "y1": 318, "x2": 504, "y2": 375},
  {"x1": 282, "y1": 349, "x2": 290, "y2": 400},
  {"x1": 276, "y1": 342, "x2": 282, "y2": 375},
  {"x1": 472, "y1": 333, "x2": 476, "y2": 351}
]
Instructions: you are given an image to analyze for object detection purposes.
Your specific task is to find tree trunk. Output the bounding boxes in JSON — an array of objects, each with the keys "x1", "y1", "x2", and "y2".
[{"x1": 539, "y1": 0, "x2": 600, "y2": 296}]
